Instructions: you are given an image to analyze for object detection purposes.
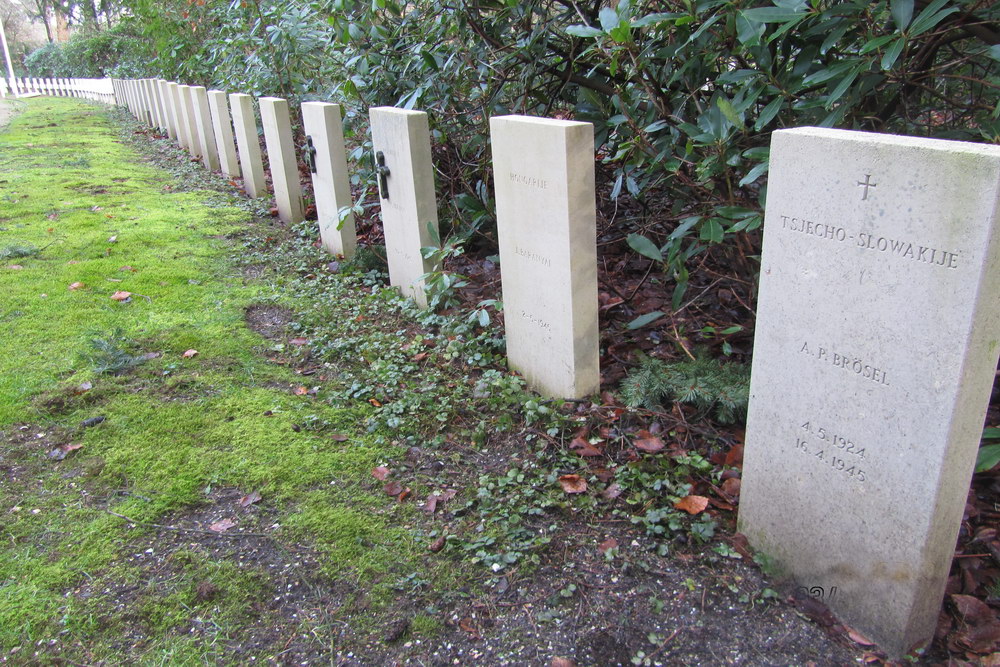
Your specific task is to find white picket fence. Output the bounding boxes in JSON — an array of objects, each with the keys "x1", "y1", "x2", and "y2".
[{"x1": 2, "y1": 76, "x2": 115, "y2": 104}]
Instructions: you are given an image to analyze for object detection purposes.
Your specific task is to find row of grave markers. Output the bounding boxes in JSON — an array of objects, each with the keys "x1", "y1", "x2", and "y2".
[
  {"x1": 22, "y1": 77, "x2": 1000, "y2": 658},
  {"x1": 110, "y1": 77, "x2": 601, "y2": 402},
  {"x1": 2, "y1": 76, "x2": 115, "y2": 103}
]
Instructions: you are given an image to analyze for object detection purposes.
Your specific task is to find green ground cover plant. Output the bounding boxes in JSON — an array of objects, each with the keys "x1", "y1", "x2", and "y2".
[{"x1": 0, "y1": 98, "x2": 468, "y2": 661}]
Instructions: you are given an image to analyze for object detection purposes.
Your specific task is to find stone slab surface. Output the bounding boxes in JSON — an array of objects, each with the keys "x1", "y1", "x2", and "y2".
[
  {"x1": 229, "y1": 93, "x2": 267, "y2": 199},
  {"x1": 167, "y1": 83, "x2": 190, "y2": 150},
  {"x1": 738, "y1": 127, "x2": 1000, "y2": 657},
  {"x1": 179, "y1": 86, "x2": 200, "y2": 159},
  {"x1": 158, "y1": 80, "x2": 177, "y2": 140},
  {"x1": 369, "y1": 107, "x2": 437, "y2": 308},
  {"x1": 302, "y1": 101, "x2": 357, "y2": 259},
  {"x1": 259, "y1": 97, "x2": 304, "y2": 223},
  {"x1": 191, "y1": 86, "x2": 221, "y2": 172},
  {"x1": 490, "y1": 115, "x2": 600, "y2": 399},
  {"x1": 208, "y1": 90, "x2": 240, "y2": 179}
]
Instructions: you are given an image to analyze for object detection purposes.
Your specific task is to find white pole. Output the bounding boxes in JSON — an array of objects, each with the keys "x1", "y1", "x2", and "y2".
[{"x1": 0, "y1": 13, "x2": 18, "y2": 97}]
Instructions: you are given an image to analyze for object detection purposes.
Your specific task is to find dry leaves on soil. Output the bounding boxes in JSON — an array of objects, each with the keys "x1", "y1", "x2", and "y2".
[
  {"x1": 634, "y1": 430, "x2": 665, "y2": 453},
  {"x1": 208, "y1": 518, "x2": 237, "y2": 533},
  {"x1": 558, "y1": 474, "x2": 587, "y2": 494},
  {"x1": 675, "y1": 495, "x2": 710, "y2": 515}
]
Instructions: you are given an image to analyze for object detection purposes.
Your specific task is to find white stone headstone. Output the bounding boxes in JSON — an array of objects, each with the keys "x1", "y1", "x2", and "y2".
[
  {"x1": 207, "y1": 90, "x2": 241, "y2": 179},
  {"x1": 259, "y1": 96, "x2": 304, "y2": 223},
  {"x1": 191, "y1": 86, "x2": 221, "y2": 171},
  {"x1": 229, "y1": 93, "x2": 267, "y2": 199},
  {"x1": 738, "y1": 127, "x2": 1000, "y2": 657},
  {"x1": 490, "y1": 115, "x2": 600, "y2": 399},
  {"x1": 179, "y1": 85, "x2": 200, "y2": 159},
  {"x1": 151, "y1": 79, "x2": 169, "y2": 132},
  {"x1": 168, "y1": 83, "x2": 191, "y2": 151},
  {"x1": 158, "y1": 80, "x2": 178, "y2": 140},
  {"x1": 140, "y1": 80, "x2": 154, "y2": 124},
  {"x1": 302, "y1": 101, "x2": 357, "y2": 259},
  {"x1": 369, "y1": 107, "x2": 438, "y2": 308}
]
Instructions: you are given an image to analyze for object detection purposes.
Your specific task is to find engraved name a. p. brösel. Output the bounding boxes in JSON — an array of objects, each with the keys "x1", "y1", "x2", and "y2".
[
  {"x1": 799, "y1": 341, "x2": 889, "y2": 386},
  {"x1": 509, "y1": 172, "x2": 548, "y2": 189},
  {"x1": 778, "y1": 214, "x2": 960, "y2": 269}
]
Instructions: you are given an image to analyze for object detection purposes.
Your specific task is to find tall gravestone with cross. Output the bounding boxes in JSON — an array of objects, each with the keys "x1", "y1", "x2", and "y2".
[
  {"x1": 369, "y1": 107, "x2": 438, "y2": 308},
  {"x1": 738, "y1": 127, "x2": 1000, "y2": 657},
  {"x1": 302, "y1": 101, "x2": 357, "y2": 259}
]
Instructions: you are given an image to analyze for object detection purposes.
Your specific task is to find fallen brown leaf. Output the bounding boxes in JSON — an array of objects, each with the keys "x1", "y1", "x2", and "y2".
[
  {"x1": 372, "y1": 466, "x2": 390, "y2": 481},
  {"x1": 846, "y1": 628, "x2": 876, "y2": 646},
  {"x1": 459, "y1": 617, "x2": 480, "y2": 639},
  {"x1": 74, "y1": 381, "x2": 93, "y2": 394},
  {"x1": 725, "y1": 443, "x2": 745, "y2": 467},
  {"x1": 208, "y1": 518, "x2": 236, "y2": 532},
  {"x1": 675, "y1": 495, "x2": 710, "y2": 515},
  {"x1": 384, "y1": 481, "x2": 403, "y2": 496},
  {"x1": 602, "y1": 482, "x2": 623, "y2": 499},
  {"x1": 289, "y1": 337, "x2": 308, "y2": 346},
  {"x1": 551, "y1": 658, "x2": 577, "y2": 667},
  {"x1": 293, "y1": 386, "x2": 308, "y2": 396},
  {"x1": 330, "y1": 434, "x2": 349, "y2": 442},
  {"x1": 110, "y1": 291, "x2": 132, "y2": 301},
  {"x1": 597, "y1": 538, "x2": 618, "y2": 555},
  {"x1": 68, "y1": 282, "x2": 84, "y2": 290},
  {"x1": 238, "y1": 490, "x2": 262, "y2": 508},
  {"x1": 720, "y1": 477, "x2": 741, "y2": 500},
  {"x1": 634, "y1": 430, "x2": 665, "y2": 453},
  {"x1": 7, "y1": 265, "x2": 23, "y2": 270},
  {"x1": 428, "y1": 535, "x2": 446, "y2": 552},
  {"x1": 182, "y1": 349, "x2": 198, "y2": 359},
  {"x1": 47, "y1": 443, "x2": 83, "y2": 461},
  {"x1": 558, "y1": 474, "x2": 587, "y2": 494}
]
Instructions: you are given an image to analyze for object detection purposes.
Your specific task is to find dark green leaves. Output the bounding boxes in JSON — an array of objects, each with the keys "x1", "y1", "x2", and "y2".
[{"x1": 626, "y1": 234, "x2": 664, "y2": 263}]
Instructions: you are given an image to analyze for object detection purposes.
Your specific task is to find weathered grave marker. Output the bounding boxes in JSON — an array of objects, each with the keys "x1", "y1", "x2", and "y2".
[
  {"x1": 179, "y1": 85, "x2": 200, "y2": 159},
  {"x1": 489, "y1": 115, "x2": 599, "y2": 399},
  {"x1": 207, "y1": 90, "x2": 241, "y2": 179},
  {"x1": 191, "y1": 86, "x2": 221, "y2": 171},
  {"x1": 259, "y1": 97, "x2": 304, "y2": 223},
  {"x1": 168, "y1": 83, "x2": 190, "y2": 151},
  {"x1": 369, "y1": 107, "x2": 438, "y2": 308},
  {"x1": 229, "y1": 93, "x2": 267, "y2": 198},
  {"x1": 302, "y1": 101, "x2": 357, "y2": 259},
  {"x1": 738, "y1": 127, "x2": 1000, "y2": 657},
  {"x1": 158, "y1": 80, "x2": 178, "y2": 141}
]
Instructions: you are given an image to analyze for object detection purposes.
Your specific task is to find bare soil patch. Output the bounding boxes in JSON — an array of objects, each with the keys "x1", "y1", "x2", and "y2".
[{"x1": 244, "y1": 303, "x2": 293, "y2": 340}]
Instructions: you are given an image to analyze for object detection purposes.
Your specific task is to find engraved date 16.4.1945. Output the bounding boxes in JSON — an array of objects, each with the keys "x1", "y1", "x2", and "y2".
[{"x1": 794, "y1": 420, "x2": 868, "y2": 482}]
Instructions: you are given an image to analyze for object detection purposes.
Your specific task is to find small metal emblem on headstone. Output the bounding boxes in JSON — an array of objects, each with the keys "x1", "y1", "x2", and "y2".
[
  {"x1": 304, "y1": 136, "x2": 317, "y2": 174},
  {"x1": 375, "y1": 150, "x2": 391, "y2": 200}
]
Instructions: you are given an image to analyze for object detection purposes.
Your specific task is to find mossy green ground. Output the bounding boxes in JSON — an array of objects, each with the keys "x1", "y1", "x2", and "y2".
[{"x1": 0, "y1": 98, "x2": 458, "y2": 662}]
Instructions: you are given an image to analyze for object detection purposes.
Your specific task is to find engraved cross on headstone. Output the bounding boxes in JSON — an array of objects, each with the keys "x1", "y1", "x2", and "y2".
[
  {"x1": 857, "y1": 174, "x2": 877, "y2": 200},
  {"x1": 375, "y1": 150, "x2": 391, "y2": 200}
]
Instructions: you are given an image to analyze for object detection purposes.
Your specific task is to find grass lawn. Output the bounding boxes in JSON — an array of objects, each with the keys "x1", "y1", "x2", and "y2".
[{"x1": 0, "y1": 97, "x2": 466, "y2": 663}]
